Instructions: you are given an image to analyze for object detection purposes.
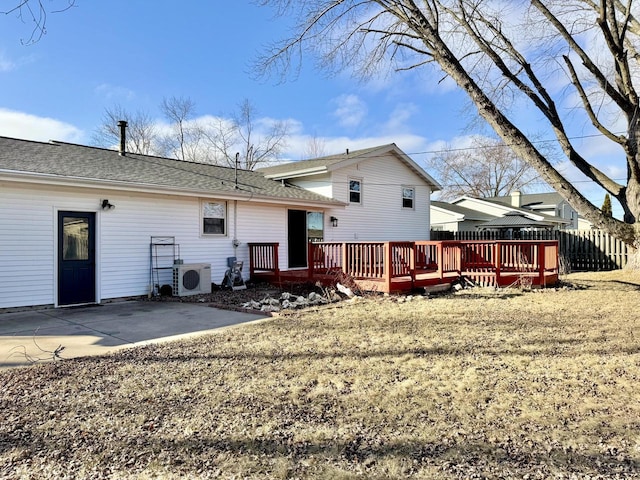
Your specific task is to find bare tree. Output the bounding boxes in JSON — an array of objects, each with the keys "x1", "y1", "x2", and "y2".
[
  {"x1": 92, "y1": 105, "x2": 158, "y2": 155},
  {"x1": 157, "y1": 96, "x2": 211, "y2": 162},
  {"x1": 428, "y1": 137, "x2": 540, "y2": 201},
  {"x1": 94, "y1": 98, "x2": 289, "y2": 169},
  {"x1": 199, "y1": 116, "x2": 239, "y2": 166},
  {"x1": 2, "y1": 0, "x2": 76, "y2": 45},
  {"x1": 304, "y1": 134, "x2": 328, "y2": 159},
  {"x1": 200, "y1": 99, "x2": 289, "y2": 170},
  {"x1": 234, "y1": 99, "x2": 289, "y2": 170},
  {"x1": 257, "y1": 0, "x2": 640, "y2": 250}
]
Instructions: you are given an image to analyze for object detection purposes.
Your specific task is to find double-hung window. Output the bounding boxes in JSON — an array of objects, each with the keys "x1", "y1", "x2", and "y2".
[
  {"x1": 202, "y1": 201, "x2": 226, "y2": 235},
  {"x1": 349, "y1": 178, "x2": 362, "y2": 204},
  {"x1": 402, "y1": 187, "x2": 415, "y2": 209}
]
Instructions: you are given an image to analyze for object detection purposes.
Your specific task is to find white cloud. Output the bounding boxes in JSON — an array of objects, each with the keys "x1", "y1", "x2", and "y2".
[
  {"x1": 95, "y1": 83, "x2": 136, "y2": 101},
  {"x1": 0, "y1": 109, "x2": 83, "y2": 142},
  {"x1": 383, "y1": 103, "x2": 418, "y2": 132},
  {"x1": 281, "y1": 130, "x2": 432, "y2": 162},
  {"x1": 332, "y1": 94, "x2": 368, "y2": 128},
  {"x1": 0, "y1": 52, "x2": 15, "y2": 72}
]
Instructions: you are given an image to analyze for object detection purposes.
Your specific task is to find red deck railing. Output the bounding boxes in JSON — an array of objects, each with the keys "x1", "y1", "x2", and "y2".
[{"x1": 248, "y1": 240, "x2": 559, "y2": 293}]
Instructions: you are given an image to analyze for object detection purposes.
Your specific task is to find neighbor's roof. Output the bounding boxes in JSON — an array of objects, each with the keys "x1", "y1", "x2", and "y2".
[
  {"x1": 258, "y1": 143, "x2": 441, "y2": 190},
  {"x1": 486, "y1": 192, "x2": 565, "y2": 208},
  {"x1": 478, "y1": 212, "x2": 556, "y2": 229},
  {"x1": 430, "y1": 201, "x2": 495, "y2": 221},
  {"x1": 453, "y1": 196, "x2": 569, "y2": 225},
  {"x1": 0, "y1": 137, "x2": 344, "y2": 207}
]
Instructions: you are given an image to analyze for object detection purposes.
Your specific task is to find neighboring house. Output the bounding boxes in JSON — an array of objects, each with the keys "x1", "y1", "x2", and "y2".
[
  {"x1": 430, "y1": 193, "x2": 570, "y2": 234},
  {"x1": 485, "y1": 191, "x2": 581, "y2": 229},
  {"x1": 0, "y1": 137, "x2": 439, "y2": 309},
  {"x1": 259, "y1": 143, "x2": 441, "y2": 246},
  {"x1": 430, "y1": 201, "x2": 495, "y2": 232}
]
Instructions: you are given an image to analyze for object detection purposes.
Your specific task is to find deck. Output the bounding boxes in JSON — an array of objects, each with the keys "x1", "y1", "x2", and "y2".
[{"x1": 248, "y1": 240, "x2": 560, "y2": 293}]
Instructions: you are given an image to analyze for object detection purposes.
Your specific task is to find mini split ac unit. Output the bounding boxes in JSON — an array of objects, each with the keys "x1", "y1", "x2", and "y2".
[{"x1": 173, "y1": 263, "x2": 211, "y2": 296}]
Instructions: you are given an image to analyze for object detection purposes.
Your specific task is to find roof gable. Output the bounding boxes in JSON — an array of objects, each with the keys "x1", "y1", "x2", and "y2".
[{"x1": 259, "y1": 143, "x2": 441, "y2": 190}]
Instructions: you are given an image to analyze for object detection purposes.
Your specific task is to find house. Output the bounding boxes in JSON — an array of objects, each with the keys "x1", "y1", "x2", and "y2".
[
  {"x1": 258, "y1": 144, "x2": 442, "y2": 246},
  {"x1": 0, "y1": 137, "x2": 439, "y2": 309},
  {"x1": 430, "y1": 193, "x2": 570, "y2": 234},
  {"x1": 485, "y1": 191, "x2": 581, "y2": 229},
  {"x1": 430, "y1": 201, "x2": 495, "y2": 232}
]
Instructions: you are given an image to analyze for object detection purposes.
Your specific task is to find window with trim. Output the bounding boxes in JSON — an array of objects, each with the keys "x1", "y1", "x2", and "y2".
[
  {"x1": 402, "y1": 187, "x2": 415, "y2": 209},
  {"x1": 349, "y1": 178, "x2": 362, "y2": 204},
  {"x1": 202, "y1": 201, "x2": 226, "y2": 235}
]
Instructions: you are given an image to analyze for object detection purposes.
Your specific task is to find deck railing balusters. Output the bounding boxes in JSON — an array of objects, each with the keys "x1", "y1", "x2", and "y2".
[{"x1": 250, "y1": 240, "x2": 559, "y2": 292}]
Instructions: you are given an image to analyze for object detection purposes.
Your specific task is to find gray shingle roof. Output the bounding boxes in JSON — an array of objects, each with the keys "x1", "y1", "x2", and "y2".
[
  {"x1": 431, "y1": 201, "x2": 495, "y2": 221},
  {"x1": 486, "y1": 192, "x2": 564, "y2": 207},
  {"x1": 479, "y1": 212, "x2": 556, "y2": 228},
  {"x1": 0, "y1": 137, "x2": 344, "y2": 206}
]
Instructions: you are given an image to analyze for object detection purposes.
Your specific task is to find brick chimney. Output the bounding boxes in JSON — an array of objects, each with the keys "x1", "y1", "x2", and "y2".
[{"x1": 117, "y1": 120, "x2": 127, "y2": 156}]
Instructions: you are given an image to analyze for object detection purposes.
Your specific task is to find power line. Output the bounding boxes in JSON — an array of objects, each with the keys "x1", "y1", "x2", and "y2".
[
  {"x1": 269, "y1": 131, "x2": 626, "y2": 165},
  {"x1": 407, "y1": 132, "x2": 619, "y2": 157}
]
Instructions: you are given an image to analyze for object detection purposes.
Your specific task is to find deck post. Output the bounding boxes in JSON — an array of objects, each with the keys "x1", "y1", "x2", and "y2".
[
  {"x1": 342, "y1": 242, "x2": 348, "y2": 277},
  {"x1": 384, "y1": 242, "x2": 392, "y2": 293},
  {"x1": 494, "y1": 242, "x2": 501, "y2": 286},
  {"x1": 410, "y1": 242, "x2": 416, "y2": 287},
  {"x1": 308, "y1": 242, "x2": 314, "y2": 280},
  {"x1": 249, "y1": 244, "x2": 256, "y2": 278},
  {"x1": 437, "y1": 242, "x2": 444, "y2": 283},
  {"x1": 538, "y1": 242, "x2": 546, "y2": 286}
]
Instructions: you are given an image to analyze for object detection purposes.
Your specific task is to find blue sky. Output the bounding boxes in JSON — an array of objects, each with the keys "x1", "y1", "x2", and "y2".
[{"x1": 0, "y1": 1, "x2": 624, "y2": 216}]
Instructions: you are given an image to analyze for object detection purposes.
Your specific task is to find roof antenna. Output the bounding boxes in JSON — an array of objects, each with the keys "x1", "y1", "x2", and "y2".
[{"x1": 117, "y1": 120, "x2": 127, "y2": 156}]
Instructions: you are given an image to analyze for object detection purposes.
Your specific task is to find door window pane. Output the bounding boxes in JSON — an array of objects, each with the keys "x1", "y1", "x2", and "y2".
[
  {"x1": 63, "y1": 217, "x2": 89, "y2": 260},
  {"x1": 307, "y1": 211, "x2": 324, "y2": 242}
]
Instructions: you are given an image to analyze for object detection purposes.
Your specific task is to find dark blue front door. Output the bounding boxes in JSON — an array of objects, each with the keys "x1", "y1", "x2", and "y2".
[{"x1": 58, "y1": 211, "x2": 96, "y2": 306}]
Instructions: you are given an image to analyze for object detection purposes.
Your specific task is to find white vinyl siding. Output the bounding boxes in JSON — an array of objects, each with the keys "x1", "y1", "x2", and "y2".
[
  {"x1": 323, "y1": 155, "x2": 432, "y2": 242},
  {"x1": 0, "y1": 185, "x2": 56, "y2": 308},
  {"x1": 0, "y1": 182, "x2": 272, "y2": 309},
  {"x1": 235, "y1": 202, "x2": 289, "y2": 273}
]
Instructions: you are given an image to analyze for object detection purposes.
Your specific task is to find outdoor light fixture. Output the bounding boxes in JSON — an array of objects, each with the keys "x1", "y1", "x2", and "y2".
[
  {"x1": 101, "y1": 199, "x2": 115, "y2": 210},
  {"x1": 330, "y1": 216, "x2": 339, "y2": 227}
]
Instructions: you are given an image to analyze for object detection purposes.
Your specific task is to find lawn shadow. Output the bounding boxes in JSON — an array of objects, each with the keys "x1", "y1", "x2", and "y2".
[{"x1": 2, "y1": 425, "x2": 637, "y2": 478}]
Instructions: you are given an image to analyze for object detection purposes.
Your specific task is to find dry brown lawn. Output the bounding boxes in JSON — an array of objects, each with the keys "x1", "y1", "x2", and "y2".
[{"x1": 1, "y1": 271, "x2": 640, "y2": 479}]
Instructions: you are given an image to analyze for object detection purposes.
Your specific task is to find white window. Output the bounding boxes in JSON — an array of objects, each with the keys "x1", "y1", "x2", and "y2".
[
  {"x1": 349, "y1": 178, "x2": 362, "y2": 204},
  {"x1": 202, "y1": 201, "x2": 226, "y2": 235},
  {"x1": 402, "y1": 187, "x2": 415, "y2": 209}
]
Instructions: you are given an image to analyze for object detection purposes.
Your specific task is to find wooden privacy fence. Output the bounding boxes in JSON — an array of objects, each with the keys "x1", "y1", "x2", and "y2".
[
  {"x1": 431, "y1": 229, "x2": 628, "y2": 271},
  {"x1": 249, "y1": 240, "x2": 559, "y2": 293}
]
